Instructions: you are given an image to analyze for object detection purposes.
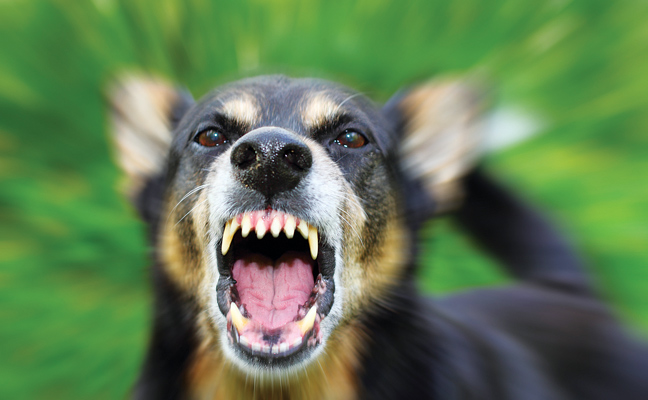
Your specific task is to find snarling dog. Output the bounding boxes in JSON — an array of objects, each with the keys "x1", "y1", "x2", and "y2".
[{"x1": 109, "y1": 75, "x2": 648, "y2": 399}]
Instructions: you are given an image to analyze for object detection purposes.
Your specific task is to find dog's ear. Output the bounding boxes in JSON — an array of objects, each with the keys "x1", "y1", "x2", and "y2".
[
  {"x1": 107, "y1": 75, "x2": 194, "y2": 210},
  {"x1": 383, "y1": 78, "x2": 487, "y2": 214}
]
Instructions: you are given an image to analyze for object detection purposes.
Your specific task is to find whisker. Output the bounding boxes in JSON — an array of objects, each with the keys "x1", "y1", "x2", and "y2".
[
  {"x1": 335, "y1": 92, "x2": 364, "y2": 113},
  {"x1": 166, "y1": 184, "x2": 210, "y2": 225},
  {"x1": 174, "y1": 198, "x2": 209, "y2": 227},
  {"x1": 338, "y1": 211, "x2": 365, "y2": 249}
]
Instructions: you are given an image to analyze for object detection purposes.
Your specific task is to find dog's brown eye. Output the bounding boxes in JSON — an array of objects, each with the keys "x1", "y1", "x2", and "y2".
[
  {"x1": 196, "y1": 129, "x2": 227, "y2": 147},
  {"x1": 334, "y1": 129, "x2": 367, "y2": 148}
]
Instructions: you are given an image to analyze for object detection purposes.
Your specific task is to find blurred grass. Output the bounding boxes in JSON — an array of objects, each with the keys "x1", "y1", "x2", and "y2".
[{"x1": 1, "y1": 0, "x2": 647, "y2": 398}]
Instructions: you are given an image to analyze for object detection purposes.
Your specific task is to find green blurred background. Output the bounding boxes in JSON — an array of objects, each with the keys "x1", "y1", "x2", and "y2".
[{"x1": 1, "y1": 0, "x2": 647, "y2": 398}]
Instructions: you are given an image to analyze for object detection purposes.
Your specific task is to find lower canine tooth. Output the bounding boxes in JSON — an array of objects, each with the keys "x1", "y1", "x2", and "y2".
[
  {"x1": 308, "y1": 226, "x2": 318, "y2": 260},
  {"x1": 240, "y1": 336, "x2": 249, "y2": 346},
  {"x1": 296, "y1": 305, "x2": 317, "y2": 334},
  {"x1": 230, "y1": 303, "x2": 249, "y2": 331}
]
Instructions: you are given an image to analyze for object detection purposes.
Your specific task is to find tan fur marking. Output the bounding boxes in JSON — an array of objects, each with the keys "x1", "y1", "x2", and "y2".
[
  {"x1": 221, "y1": 94, "x2": 259, "y2": 127},
  {"x1": 302, "y1": 92, "x2": 340, "y2": 129},
  {"x1": 341, "y1": 200, "x2": 409, "y2": 316},
  {"x1": 159, "y1": 189, "x2": 210, "y2": 293}
]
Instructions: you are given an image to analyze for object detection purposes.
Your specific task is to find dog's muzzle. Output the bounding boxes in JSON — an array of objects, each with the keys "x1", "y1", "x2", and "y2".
[{"x1": 214, "y1": 128, "x2": 337, "y2": 367}]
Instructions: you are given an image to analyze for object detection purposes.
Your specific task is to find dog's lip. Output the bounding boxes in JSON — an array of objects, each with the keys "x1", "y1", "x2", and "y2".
[{"x1": 214, "y1": 209, "x2": 337, "y2": 363}]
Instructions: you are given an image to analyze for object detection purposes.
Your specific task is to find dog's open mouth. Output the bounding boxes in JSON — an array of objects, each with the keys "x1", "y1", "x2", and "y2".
[{"x1": 216, "y1": 209, "x2": 335, "y2": 362}]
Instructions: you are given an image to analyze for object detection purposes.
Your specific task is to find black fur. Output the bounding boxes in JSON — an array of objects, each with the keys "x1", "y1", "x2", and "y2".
[
  {"x1": 124, "y1": 76, "x2": 648, "y2": 399},
  {"x1": 357, "y1": 170, "x2": 648, "y2": 399},
  {"x1": 134, "y1": 262, "x2": 198, "y2": 399}
]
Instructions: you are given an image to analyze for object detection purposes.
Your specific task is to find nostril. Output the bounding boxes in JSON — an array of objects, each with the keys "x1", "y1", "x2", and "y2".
[
  {"x1": 283, "y1": 146, "x2": 312, "y2": 172},
  {"x1": 232, "y1": 144, "x2": 257, "y2": 170},
  {"x1": 230, "y1": 128, "x2": 313, "y2": 198}
]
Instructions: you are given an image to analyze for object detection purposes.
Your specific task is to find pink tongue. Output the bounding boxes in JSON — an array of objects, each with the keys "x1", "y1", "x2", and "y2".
[{"x1": 232, "y1": 252, "x2": 314, "y2": 330}]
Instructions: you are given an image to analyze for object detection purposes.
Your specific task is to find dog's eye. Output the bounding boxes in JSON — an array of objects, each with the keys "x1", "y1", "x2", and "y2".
[
  {"x1": 334, "y1": 129, "x2": 367, "y2": 148},
  {"x1": 195, "y1": 129, "x2": 228, "y2": 147}
]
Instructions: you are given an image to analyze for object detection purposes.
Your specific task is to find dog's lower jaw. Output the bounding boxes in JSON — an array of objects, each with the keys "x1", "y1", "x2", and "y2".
[{"x1": 186, "y1": 320, "x2": 365, "y2": 400}]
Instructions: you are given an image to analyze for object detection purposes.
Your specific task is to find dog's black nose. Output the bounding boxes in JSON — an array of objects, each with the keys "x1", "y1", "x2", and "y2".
[{"x1": 230, "y1": 128, "x2": 312, "y2": 198}]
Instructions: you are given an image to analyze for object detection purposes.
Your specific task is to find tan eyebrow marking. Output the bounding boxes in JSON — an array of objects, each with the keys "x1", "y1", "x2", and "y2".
[
  {"x1": 220, "y1": 94, "x2": 259, "y2": 126},
  {"x1": 302, "y1": 92, "x2": 342, "y2": 129}
]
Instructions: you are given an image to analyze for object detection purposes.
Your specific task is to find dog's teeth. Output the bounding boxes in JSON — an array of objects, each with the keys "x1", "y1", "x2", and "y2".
[
  {"x1": 284, "y1": 216, "x2": 296, "y2": 239},
  {"x1": 296, "y1": 305, "x2": 317, "y2": 334},
  {"x1": 291, "y1": 337, "x2": 302, "y2": 348},
  {"x1": 279, "y1": 343, "x2": 288, "y2": 353},
  {"x1": 297, "y1": 220, "x2": 309, "y2": 239},
  {"x1": 240, "y1": 336, "x2": 249, "y2": 347},
  {"x1": 230, "y1": 302, "x2": 249, "y2": 331},
  {"x1": 256, "y1": 219, "x2": 267, "y2": 239},
  {"x1": 270, "y1": 217, "x2": 281, "y2": 238},
  {"x1": 222, "y1": 220, "x2": 234, "y2": 255},
  {"x1": 308, "y1": 226, "x2": 318, "y2": 260},
  {"x1": 272, "y1": 345, "x2": 279, "y2": 354},
  {"x1": 262, "y1": 344, "x2": 271, "y2": 353},
  {"x1": 241, "y1": 214, "x2": 252, "y2": 237},
  {"x1": 230, "y1": 218, "x2": 240, "y2": 236},
  {"x1": 252, "y1": 343, "x2": 261, "y2": 352}
]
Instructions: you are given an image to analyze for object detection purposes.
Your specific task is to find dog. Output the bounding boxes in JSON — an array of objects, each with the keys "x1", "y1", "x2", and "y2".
[{"x1": 108, "y1": 74, "x2": 648, "y2": 399}]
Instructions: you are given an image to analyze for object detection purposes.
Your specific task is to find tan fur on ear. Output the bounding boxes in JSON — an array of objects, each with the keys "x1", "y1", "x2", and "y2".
[
  {"x1": 108, "y1": 75, "x2": 183, "y2": 200},
  {"x1": 398, "y1": 78, "x2": 487, "y2": 213}
]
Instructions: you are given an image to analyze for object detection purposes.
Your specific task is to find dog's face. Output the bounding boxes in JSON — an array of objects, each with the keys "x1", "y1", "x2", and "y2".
[
  {"x1": 163, "y1": 76, "x2": 408, "y2": 372},
  {"x1": 110, "y1": 74, "x2": 483, "y2": 377}
]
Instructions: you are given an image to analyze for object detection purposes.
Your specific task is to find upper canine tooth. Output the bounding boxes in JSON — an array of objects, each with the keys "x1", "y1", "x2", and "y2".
[
  {"x1": 297, "y1": 220, "x2": 309, "y2": 239},
  {"x1": 230, "y1": 302, "x2": 249, "y2": 331},
  {"x1": 270, "y1": 217, "x2": 281, "y2": 238},
  {"x1": 222, "y1": 220, "x2": 234, "y2": 255},
  {"x1": 241, "y1": 214, "x2": 252, "y2": 237},
  {"x1": 308, "y1": 226, "x2": 318, "y2": 260},
  {"x1": 284, "y1": 216, "x2": 296, "y2": 239},
  {"x1": 256, "y1": 219, "x2": 267, "y2": 239}
]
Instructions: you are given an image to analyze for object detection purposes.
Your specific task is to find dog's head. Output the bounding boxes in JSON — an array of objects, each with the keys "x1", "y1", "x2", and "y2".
[{"x1": 109, "y1": 74, "x2": 484, "y2": 376}]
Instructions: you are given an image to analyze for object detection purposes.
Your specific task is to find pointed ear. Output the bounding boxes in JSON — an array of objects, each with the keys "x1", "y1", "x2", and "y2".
[
  {"x1": 107, "y1": 75, "x2": 194, "y2": 203},
  {"x1": 384, "y1": 78, "x2": 488, "y2": 214}
]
